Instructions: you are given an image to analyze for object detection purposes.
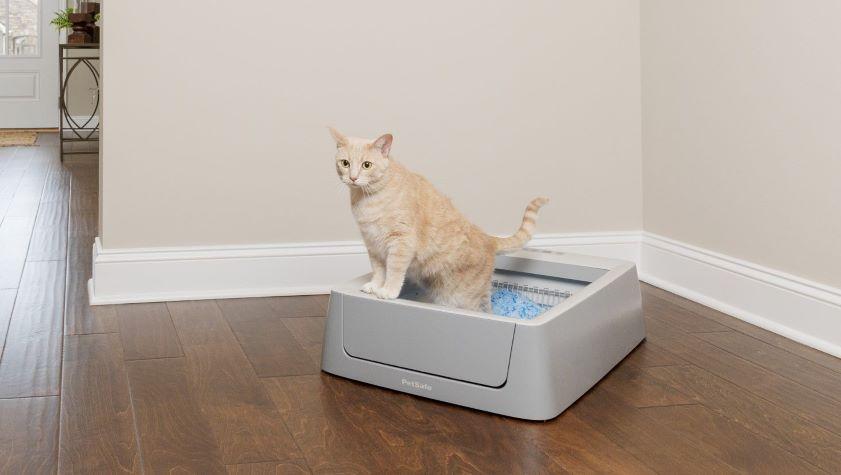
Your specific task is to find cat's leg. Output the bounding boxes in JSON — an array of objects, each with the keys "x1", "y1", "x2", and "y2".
[
  {"x1": 361, "y1": 253, "x2": 386, "y2": 293},
  {"x1": 373, "y1": 243, "x2": 414, "y2": 299},
  {"x1": 452, "y1": 286, "x2": 490, "y2": 312},
  {"x1": 432, "y1": 289, "x2": 485, "y2": 312},
  {"x1": 477, "y1": 288, "x2": 492, "y2": 313},
  {"x1": 431, "y1": 258, "x2": 493, "y2": 311}
]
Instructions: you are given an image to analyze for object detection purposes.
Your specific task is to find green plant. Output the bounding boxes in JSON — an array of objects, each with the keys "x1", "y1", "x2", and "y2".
[
  {"x1": 50, "y1": 7, "x2": 74, "y2": 31},
  {"x1": 50, "y1": 8, "x2": 101, "y2": 31}
]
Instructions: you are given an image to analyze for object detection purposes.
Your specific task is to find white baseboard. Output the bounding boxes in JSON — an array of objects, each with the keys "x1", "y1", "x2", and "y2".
[
  {"x1": 89, "y1": 238, "x2": 369, "y2": 305},
  {"x1": 640, "y1": 232, "x2": 841, "y2": 358},
  {"x1": 88, "y1": 230, "x2": 841, "y2": 358},
  {"x1": 88, "y1": 231, "x2": 641, "y2": 305}
]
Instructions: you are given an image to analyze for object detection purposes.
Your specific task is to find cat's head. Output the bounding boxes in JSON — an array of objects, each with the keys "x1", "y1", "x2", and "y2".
[{"x1": 328, "y1": 127, "x2": 393, "y2": 188}]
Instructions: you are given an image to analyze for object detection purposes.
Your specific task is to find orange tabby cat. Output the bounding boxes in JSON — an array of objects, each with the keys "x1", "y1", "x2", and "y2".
[{"x1": 330, "y1": 127, "x2": 548, "y2": 311}]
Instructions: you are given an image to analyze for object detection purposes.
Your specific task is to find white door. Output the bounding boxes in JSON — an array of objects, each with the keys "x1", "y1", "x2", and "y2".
[{"x1": 0, "y1": 0, "x2": 60, "y2": 128}]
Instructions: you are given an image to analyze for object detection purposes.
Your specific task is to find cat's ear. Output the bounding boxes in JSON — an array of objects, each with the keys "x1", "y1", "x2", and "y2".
[
  {"x1": 372, "y1": 133, "x2": 393, "y2": 157},
  {"x1": 328, "y1": 126, "x2": 348, "y2": 148}
]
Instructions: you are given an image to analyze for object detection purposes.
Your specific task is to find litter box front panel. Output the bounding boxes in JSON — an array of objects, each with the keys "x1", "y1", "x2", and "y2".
[{"x1": 341, "y1": 294, "x2": 516, "y2": 387}]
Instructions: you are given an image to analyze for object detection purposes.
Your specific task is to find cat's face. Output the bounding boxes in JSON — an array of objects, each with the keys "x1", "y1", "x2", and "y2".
[{"x1": 329, "y1": 127, "x2": 392, "y2": 188}]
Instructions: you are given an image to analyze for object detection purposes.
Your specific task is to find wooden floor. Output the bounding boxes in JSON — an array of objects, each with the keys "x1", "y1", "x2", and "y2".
[{"x1": 1, "y1": 135, "x2": 840, "y2": 473}]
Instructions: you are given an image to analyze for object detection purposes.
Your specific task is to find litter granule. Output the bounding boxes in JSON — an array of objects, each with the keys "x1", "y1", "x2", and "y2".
[{"x1": 491, "y1": 288, "x2": 551, "y2": 320}]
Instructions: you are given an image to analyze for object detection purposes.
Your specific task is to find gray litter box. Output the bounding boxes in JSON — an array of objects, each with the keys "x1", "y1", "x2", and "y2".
[{"x1": 321, "y1": 249, "x2": 645, "y2": 421}]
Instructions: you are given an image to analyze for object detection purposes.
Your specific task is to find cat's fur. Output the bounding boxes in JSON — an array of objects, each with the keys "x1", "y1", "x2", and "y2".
[{"x1": 330, "y1": 127, "x2": 548, "y2": 311}]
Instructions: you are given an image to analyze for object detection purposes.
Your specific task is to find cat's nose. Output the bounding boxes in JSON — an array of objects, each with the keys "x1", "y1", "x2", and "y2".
[{"x1": 350, "y1": 176, "x2": 358, "y2": 182}]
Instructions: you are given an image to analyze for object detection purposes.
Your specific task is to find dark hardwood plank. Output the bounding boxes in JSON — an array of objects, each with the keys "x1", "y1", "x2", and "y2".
[
  {"x1": 0, "y1": 216, "x2": 35, "y2": 289},
  {"x1": 26, "y1": 200, "x2": 69, "y2": 261},
  {"x1": 697, "y1": 330, "x2": 841, "y2": 402},
  {"x1": 0, "y1": 195, "x2": 14, "y2": 223},
  {"x1": 0, "y1": 154, "x2": 26, "y2": 180},
  {"x1": 66, "y1": 163, "x2": 99, "y2": 233},
  {"x1": 65, "y1": 162, "x2": 99, "y2": 217},
  {"x1": 261, "y1": 375, "x2": 383, "y2": 473},
  {"x1": 225, "y1": 460, "x2": 310, "y2": 475},
  {"x1": 599, "y1": 364, "x2": 695, "y2": 408},
  {"x1": 167, "y1": 300, "x2": 302, "y2": 464},
  {"x1": 4, "y1": 168, "x2": 48, "y2": 218},
  {"x1": 640, "y1": 403, "x2": 822, "y2": 473},
  {"x1": 314, "y1": 295, "x2": 329, "y2": 314},
  {"x1": 449, "y1": 395, "x2": 557, "y2": 473},
  {"x1": 643, "y1": 283, "x2": 841, "y2": 373},
  {"x1": 623, "y1": 339, "x2": 688, "y2": 368},
  {"x1": 264, "y1": 374, "x2": 560, "y2": 474},
  {"x1": 646, "y1": 364, "x2": 841, "y2": 473},
  {"x1": 4, "y1": 155, "x2": 50, "y2": 220},
  {"x1": 117, "y1": 302, "x2": 183, "y2": 360},
  {"x1": 0, "y1": 257, "x2": 25, "y2": 289},
  {"x1": 39, "y1": 162, "x2": 70, "y2": 204},
  {"x1": 362, "y1": 385, "x2": 562, "y2": 474},
  {"x1": 0, "y1": 396, "x2": 59, "y2": 474},
  {"x1": 70, "y1": 189, "x2": 98, "y2": 212},
  {"x1": 59, "y1": 333, "x2": 140, "y2": 473},
  {"x1": 64, "y1": 156, "x2": 115, "y2": 334},
  {"x1": 281, "y1": 317, "x2": 325, "y2": 367},
  {"x1": 645, "y1": 316, "x2": 841, "y2": 437},
  {"x1": 126, "y1": 357, "x2": 226, "y2": 474},
  {"x1": 216, "y1": 298, "x2": 276, "y2": 321},
  {"x1": 0, "y1": 146, "x2": 34, "y2": 176},
  {"x1": 68, "y1": 209, "x2": 97, "y2": 237},
  {"x1": 0, "y1": 145, "x2": 19, "y2": 168},
  {"x1": 0, "y1": 215, "x2": 35, "y2": 260},
  {"x1": 218, "y1": 299, "x2": 317, "y2": 377},
  {"x1": 0, "y1": 260, "x2": 65, "y2": 397},
  {"x1": 511, "y1": 411, "x2": 654, "y2": 474},
  {"x1": 644, "y1": 313, "x2": 687, "y2": 341},
  {"x1": 642, "y1": 291, "x2": 731, "y2": 333},
  {"x1": 0, "y1": 289, "x2": 15, "y2": 357},
  {"x1": 569, "y1": 387, "x2": 740, "y2": 473},
  {"x1": 267, "y1": 295, "x2": 328, "y2": 317},
  {"x1": 64, "y1": 235, "x2": 118, "y2": 334},
  {"x1": 67, "y1": 167, "x2": 99, "y2": 194}
]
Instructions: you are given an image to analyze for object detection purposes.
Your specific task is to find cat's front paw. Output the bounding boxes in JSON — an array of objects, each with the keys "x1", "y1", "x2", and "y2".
[
  {"x1": 373, "y1": 286, "x2": 400, "y2": 300},
  {"x1": 361, "y1": 281, "x2": 378, "y2": 294}
]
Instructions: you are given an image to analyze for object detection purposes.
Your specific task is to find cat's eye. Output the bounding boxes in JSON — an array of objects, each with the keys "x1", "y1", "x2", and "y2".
[
  {"x1": 362, "y1": 161, "x2": 373, "y2": 169},
  {"x1": 339, "y1": 159, "x2": 350, "y2": 168}
]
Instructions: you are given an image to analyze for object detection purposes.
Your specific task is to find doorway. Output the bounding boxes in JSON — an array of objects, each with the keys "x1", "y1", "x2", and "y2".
[{"x1": 0, "y1": 0, "x2": 60, "y2": 128}]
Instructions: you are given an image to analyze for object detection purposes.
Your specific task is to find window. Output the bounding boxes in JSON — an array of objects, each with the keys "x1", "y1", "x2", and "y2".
[{"x1": 1, "y1": 0, "x2": 39, "y2": 56}]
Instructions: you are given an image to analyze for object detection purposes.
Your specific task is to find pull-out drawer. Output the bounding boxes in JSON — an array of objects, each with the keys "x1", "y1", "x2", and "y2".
[{"x1": 342, "y1": 294, "x2": 515, "y2": 387}]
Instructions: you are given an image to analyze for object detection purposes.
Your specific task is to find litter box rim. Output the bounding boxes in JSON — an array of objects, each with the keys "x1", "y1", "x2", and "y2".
[{"x1": 330, "y1": 249, "x2": 637, "y2": 326}]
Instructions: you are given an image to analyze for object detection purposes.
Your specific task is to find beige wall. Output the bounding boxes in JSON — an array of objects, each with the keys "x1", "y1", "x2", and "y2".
[
  {"x1": 641, "y1": 0, "x2": 841, "y2": 287},
  {"x1": 100, "y1": 1, "x2": 642, "y2": 249}
]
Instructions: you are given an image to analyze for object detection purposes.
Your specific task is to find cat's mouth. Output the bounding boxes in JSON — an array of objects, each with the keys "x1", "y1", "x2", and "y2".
[{"x1": 344, "y1": 180, "x2": 368, "y2": 188}]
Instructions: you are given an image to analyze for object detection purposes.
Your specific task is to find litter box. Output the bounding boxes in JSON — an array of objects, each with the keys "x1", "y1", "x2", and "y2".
[{"x1": 321, "y1": 249, "x2": 645, "y2": 421}]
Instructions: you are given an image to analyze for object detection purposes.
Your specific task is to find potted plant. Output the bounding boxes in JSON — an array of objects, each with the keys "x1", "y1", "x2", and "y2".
[
  {"x1": 51, "y1": 2, "x2": 101, "y2": 43},
  {"x1": 50, "y1": 7, "x2": 75, "y2": 31}
]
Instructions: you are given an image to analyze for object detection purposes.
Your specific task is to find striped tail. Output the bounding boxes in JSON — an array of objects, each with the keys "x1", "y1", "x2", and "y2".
[{"x1": 493, "y1": 196, "x2": 550, "y2": 252}]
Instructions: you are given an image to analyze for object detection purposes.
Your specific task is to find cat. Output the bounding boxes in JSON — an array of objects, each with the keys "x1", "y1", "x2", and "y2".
[{"x1": 330, "y1": 127, "x2": 549, "y2": 312}]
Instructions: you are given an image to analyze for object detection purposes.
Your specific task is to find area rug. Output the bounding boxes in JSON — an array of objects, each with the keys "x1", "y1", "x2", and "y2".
[{"x1": 0, "y1": 130, "x2": 38, "y2": 147}]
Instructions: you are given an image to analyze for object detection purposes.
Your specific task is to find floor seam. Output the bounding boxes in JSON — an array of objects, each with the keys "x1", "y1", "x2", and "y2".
[{"x1": 123, "y1": 355, "x2": 186, "y2": 363}]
